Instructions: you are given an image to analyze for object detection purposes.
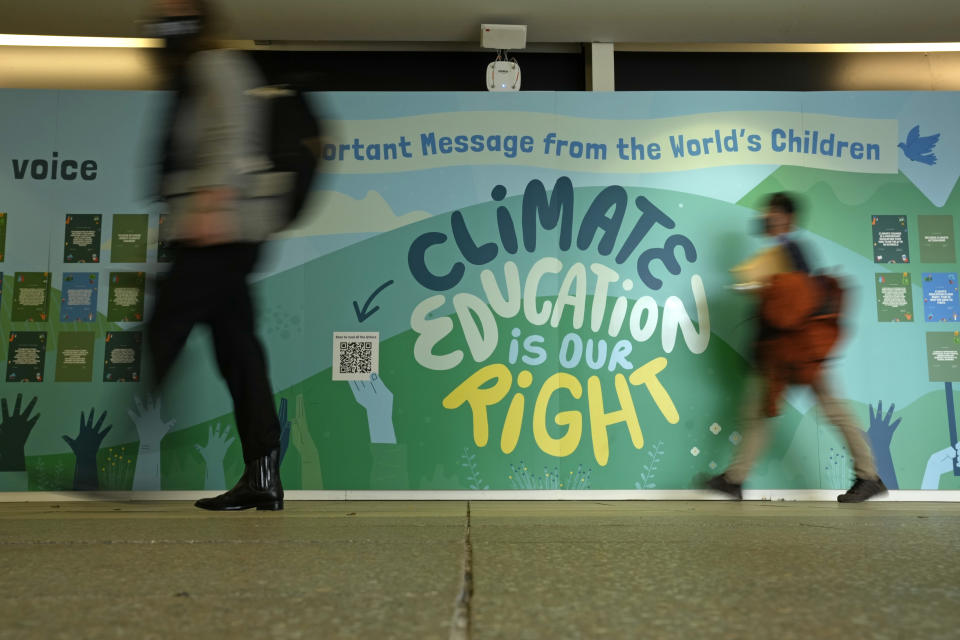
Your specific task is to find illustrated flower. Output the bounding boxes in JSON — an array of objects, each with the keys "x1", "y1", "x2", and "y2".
[
  {"x1": 690, "y1": 447, "x2": 700, "y2": 456},
  {"x1": 708, "y1": 461, "x2": 718, "y2": 470},
  {"x1": 729, "y1": 431, "x2": 743, "y2": 445},
  {"x1": 709, "y1": 422, "x2": 722, "y2": 435}
]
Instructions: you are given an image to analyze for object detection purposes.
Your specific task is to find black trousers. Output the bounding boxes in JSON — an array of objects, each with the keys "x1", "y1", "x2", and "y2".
[{"x1": 148, "y1": 243, "x2": 281, "y2": 462}]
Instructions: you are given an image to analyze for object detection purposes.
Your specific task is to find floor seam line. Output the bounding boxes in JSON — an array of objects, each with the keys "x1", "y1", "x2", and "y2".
[{"x1": 449, "y1": 501, "x2": 473, "y2": 640}]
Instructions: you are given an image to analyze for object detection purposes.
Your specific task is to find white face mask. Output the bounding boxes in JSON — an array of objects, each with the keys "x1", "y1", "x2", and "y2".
[{"x1": 145, "y1": 15, "x2": 204, "y2": 55}]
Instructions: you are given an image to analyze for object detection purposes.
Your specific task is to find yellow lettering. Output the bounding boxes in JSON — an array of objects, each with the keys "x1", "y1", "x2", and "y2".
[
  {"x1": 628, "y1": 357, "x2": 679, "y2": 424},
  {"x1": 588, "y1": 374, "x2": 644, "y2": 466},
  {"x1": 501, "y1": 370, "x2": 533, "y2": 453},
  {"x1": 533, "y1": 372, "x2": 583, "y2": 457},
  {"x1": 443, "y1": 358, "x2": 679, "y2": 465},
  {"x1": 442, "y1": 364, "x2": 512, "y2": 447}
]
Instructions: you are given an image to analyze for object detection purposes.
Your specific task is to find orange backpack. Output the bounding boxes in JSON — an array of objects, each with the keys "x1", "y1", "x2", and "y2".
[{"x1": 757, "y1": 272, "x2": 845, "y2": 416}]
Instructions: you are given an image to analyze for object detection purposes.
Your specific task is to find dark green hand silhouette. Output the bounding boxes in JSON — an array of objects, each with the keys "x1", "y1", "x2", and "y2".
[
  {"x1": 0, "y1": 394, "x2": 41, "y2": 472},
  {"x1": 63, "y1": 408, "x2": 112, "y2": 490}
]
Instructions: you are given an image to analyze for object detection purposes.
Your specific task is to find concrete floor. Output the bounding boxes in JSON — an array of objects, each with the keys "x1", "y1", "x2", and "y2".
[{"x1": 0, "y1": 501, "x2": 959, "y2": 639}]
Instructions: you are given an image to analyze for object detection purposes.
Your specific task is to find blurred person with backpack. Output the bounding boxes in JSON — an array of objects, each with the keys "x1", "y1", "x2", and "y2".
[
  {"x1": 145, "y1": 0, "x2": 319, "y2": 511},
  {"x1": 703, "y1": 192, "x2": 887, "y2": 503}
]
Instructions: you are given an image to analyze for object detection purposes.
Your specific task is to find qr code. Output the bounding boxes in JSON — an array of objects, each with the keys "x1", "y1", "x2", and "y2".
[
  {"x1": 332, "y1": 332, "x2": 379, "y2": 381},
  {"x1": 339, "y1": 341, "x2": 373, "y2": 374}
]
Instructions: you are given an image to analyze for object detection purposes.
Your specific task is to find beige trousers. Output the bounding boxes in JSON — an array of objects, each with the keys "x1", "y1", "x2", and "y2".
[{"x1": 725, "y1": 374, "x2": 878, "y2": 485}]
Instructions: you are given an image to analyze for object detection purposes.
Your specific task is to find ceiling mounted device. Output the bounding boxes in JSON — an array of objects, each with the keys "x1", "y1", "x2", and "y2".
[{"x1": 482, "y1": 24, "x2": 526, "y2": 92}]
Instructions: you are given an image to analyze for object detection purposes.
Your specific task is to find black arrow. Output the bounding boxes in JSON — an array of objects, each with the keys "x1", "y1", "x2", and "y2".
[{"x1": 353, "y1": 280, "x2": 395, "y2": 322}]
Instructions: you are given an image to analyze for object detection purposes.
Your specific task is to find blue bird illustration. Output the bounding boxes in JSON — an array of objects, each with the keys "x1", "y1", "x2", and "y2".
[{"x1": 898, "y1": 125, "x2": 940, "y2": 165}]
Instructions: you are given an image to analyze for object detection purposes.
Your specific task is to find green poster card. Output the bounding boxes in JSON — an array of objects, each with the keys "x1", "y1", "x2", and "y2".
[
  {"x1": 6, "y1": 331, "x2": 47, "y2": 382},
  {"x1": 926, "y1": 331, "x2": 960, "y2": 382},
  {"x1": 63, "y1": 214, "x2": 103, "y2": 263},
  {"x1": 0, "y1": 212, "x2": 6, "y2": 262},
  {"x1": 106, "y1": 272, "x2": 145, "y2": 322},
  {"x1": 55, "y1": 332, "x2": 95, "y2": 382},
  {"x1": 917, "y1": 215, "x2": 956, "y2": 263},
  {"x1": 11, "y1": 272, "x2": 51, "y2": 322},
  {"x1": 875, "y1": 272, "x2": 914, "y2": 322},
  {"x1": 110, "y1": 214, "x2": 148, "y2": 263},
  {"x1": 103, "y1": 331, "x2": 142, "y2": 382},
  {"x1": 872, "y1": 215, "x2": 910, "y2": 264}
]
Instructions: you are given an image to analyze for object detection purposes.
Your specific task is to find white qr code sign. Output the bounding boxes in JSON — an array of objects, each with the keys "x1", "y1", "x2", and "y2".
[{"x1": 332, "y1": 332, "x2": 379, "y2": 381}]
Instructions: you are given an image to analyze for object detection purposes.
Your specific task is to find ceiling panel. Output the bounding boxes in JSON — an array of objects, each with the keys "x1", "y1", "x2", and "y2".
[{"x1": 1, "y1": 0, "x2": 958, "y2": 45}]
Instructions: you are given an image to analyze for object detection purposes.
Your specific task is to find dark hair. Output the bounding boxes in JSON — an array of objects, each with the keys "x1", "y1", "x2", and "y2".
[{"x1": 766, "y1": 192, "x2": 795, "y2": 214}]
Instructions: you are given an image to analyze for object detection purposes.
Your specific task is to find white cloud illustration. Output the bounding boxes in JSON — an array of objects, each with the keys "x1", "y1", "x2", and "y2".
[{"x1": 278, "y1": 190, "x2": 431, "y2": 237}]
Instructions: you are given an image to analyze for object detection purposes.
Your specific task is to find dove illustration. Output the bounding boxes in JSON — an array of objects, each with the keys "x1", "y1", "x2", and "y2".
[{"x1": 898, "y1": 125, "x2": 940, "y2": 165}]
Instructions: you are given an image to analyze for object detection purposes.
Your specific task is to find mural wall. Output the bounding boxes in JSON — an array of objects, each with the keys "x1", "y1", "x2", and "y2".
[{"x1": 1, "y1": 90, "x2": 958, "y2": 493}]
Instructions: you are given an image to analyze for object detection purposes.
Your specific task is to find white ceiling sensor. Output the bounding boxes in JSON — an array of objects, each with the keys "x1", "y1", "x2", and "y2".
[
  {"x1": 481, "y1": 24, "x2": 527, "y2": 50},
  {"x1": 487, "y1": 60, "x2": 521, "y2": 92}
]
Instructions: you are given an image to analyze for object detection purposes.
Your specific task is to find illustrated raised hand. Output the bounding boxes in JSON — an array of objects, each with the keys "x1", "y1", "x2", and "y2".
[
  {"x1": 0, "y1": 394, "x2": 41, "y2": 472},
  {"x1": 63, "y1": 408, "x2": 112, "y2": 491},
  {"x1": 128, "y1": 395, "x2": 175, "y2": 451},
  {"x1": 130, "y1": 395, "x2": 175, "y2": 491},
  {"x1": 277, "y1": 398, "x2": 291, "y2": 464},
  {"x1": 868, "y1": 401, "x2": 902, "y2": 444},
  {"x1": 290, "y1": 394, "x2": 323, "y2": 488},
  {"x1": 921, "y1": 442, "x2": 960, "y2": 490},
  {"x1": 290, "y1": 394, "x2": 314, "y2": 454},
  {"x1": 348, "y1": 374, "x2": 397, "y2": 444},
  {"x1": 867, "y1": 400, "x2": 903, "y2": 489},
  {"x1": 194, "y1": 423, "x2": 235, "y2": 490}
]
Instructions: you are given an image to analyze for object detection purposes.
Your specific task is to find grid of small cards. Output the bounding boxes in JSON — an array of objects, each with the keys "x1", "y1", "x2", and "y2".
[
  {"x1": 0, "y1": 212, "x2": 174, "y2": 383},
  {"x1": 870, "y1": 214, "x2": 960, "y2": 383}
]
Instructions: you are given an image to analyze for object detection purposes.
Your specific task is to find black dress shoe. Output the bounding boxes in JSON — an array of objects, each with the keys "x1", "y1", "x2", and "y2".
[
  {"x1": 837, "y1": 476, "x2": 887, "y2": 503},
  {"x1": 703, "y1": 473, "x2": 743, "y2": 500},
  {"x1": 195, "y1": 448, "x2": 284, "y2": 511}
]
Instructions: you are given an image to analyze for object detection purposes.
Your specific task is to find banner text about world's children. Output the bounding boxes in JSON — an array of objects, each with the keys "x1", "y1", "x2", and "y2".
[{"x1": 318, "y1": 111, "x2": 898, "y2": 174}]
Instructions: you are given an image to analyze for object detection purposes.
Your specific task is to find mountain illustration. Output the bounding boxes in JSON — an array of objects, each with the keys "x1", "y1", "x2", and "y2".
[{"x1": 738, "y1": 166, "x2": 960, "y2": 261}]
